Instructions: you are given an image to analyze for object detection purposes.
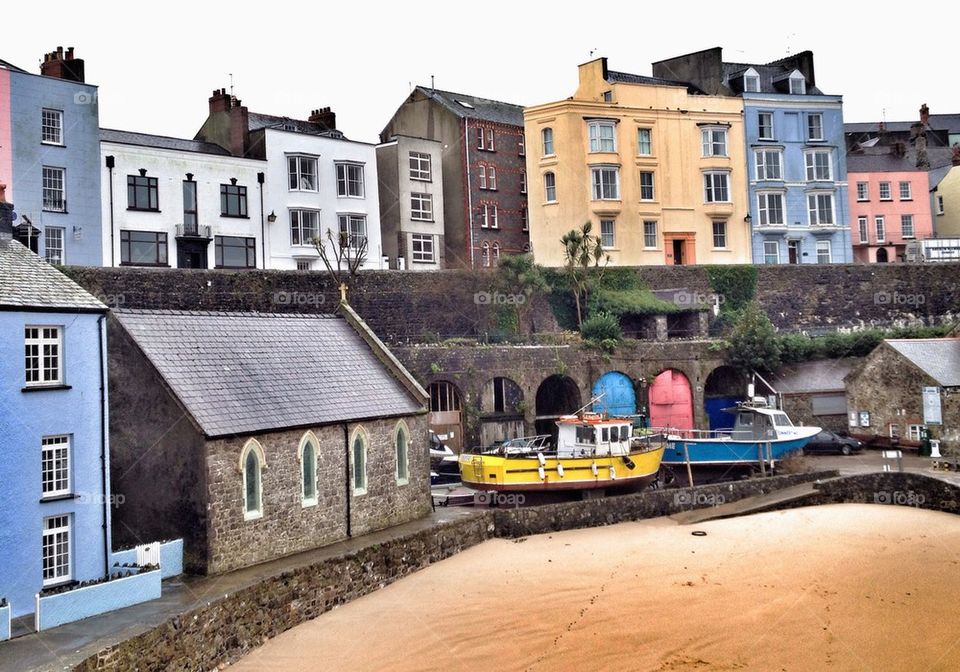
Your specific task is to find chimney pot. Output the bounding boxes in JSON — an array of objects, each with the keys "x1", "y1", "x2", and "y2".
[
  {"x1": 40, "y1": 46, "x2": 84, "y2": 82},
  {"x1": 920, "y1": 103, "x2": 930, "y2": 126},
  {"x1": 308, "y1": 107, "x2": 336, "y2": 130}
]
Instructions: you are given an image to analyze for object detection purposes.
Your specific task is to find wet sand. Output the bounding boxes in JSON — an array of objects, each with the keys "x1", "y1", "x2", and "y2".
[{"x1": 231, "y1": 504, "x2": 960, "y2": 671}]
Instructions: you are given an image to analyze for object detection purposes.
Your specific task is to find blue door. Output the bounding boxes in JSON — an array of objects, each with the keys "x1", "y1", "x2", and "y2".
[
  {"x1": 592, "y1": 372, "x2": 637, "y2": 417},
  {"x1": 705, "y1": 397, "x2": 739, "y2": 430}
]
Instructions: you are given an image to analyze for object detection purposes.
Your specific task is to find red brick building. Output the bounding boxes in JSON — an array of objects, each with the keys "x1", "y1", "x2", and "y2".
[{"x1": 381, "y1": 87, "x2": 529, "y2": 268}]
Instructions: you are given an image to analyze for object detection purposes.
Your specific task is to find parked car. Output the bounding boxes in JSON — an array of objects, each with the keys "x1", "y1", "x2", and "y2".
[{"x1": 803, "y1": 430, "x2": 863, "y2": 456}]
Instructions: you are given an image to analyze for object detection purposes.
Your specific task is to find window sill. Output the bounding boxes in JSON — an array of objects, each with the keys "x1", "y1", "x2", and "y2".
[
  {"x1": 243, "y1": 511, "x2": 263, "y2": 522},
  {"x1": 127, "y1": 208, "x2": 161, "y2": 213},
  {"x1": 22, "y1": 384, "x2": 72, "y2": 393},
  {"x1": 411, "y1": 259, "x2": 437, "y2": 264},
  {"x1": 352, "y1": 488, "x2": 368, "y2": 497},
  {"x1": 301, "y1": 498, "x2": 318, "y2": 509},
  {"x1": 410, "y1": 177, "x2": 433, "y2": 183},
  {"x1": 42, "y1": 209, "x2": 68, "y2": 215},
  {"x1": 42, "y1": 579, "x2": 77, "y2": 591},
  {"x1": 336, "y1": 195, "x2": 366, "y2": 199},
  {"x1": 289, "y1": 188, "x2": 320, "y2": 194},
  {"x1": 410, "y1": 218, "x2": 435, "y2": 223},
  {"x1": 220, "y1": 214, "x2": 250, "y2": 219},
  {"x1": 41, "y1": 142, "x2": 65, "y2": 148},
  {"x1": 643, "y1": 247, "x2": 661, "y2": 252},
  {"x1": 544, "y1": 201, "x2": 558, "y2": 206},
  {"x1": 119, "y1": 262, "x2": 170, "y2": 267},
  {"x1": 900, "y1": 199, "x2": 913, "y2": 202},
  {"x1": 215, "y1": 266, "x2": 258, "y2": 270},
  {"x1": 396, "y1": 478, "x2": 410, "y2": 487},
  {"x1": 40, "y1": 494, "x2": 78, "y2": 504}
]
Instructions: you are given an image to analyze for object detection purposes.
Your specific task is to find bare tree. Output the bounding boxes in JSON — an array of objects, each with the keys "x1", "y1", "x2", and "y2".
[{"x1": 312, "y1": 229, "x2": 368, "y2": 287}]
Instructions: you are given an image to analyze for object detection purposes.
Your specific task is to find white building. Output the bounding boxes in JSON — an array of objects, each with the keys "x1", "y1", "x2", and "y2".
[
  {"x1": 376, "y1": 135, "x2": 445, "y2": 270},
  {"x1": 100, "y1": 129, "x2": 267, "y2": 268},
  {"x1": 196, "y1": 91, "x2": 384, "y2": 271}
]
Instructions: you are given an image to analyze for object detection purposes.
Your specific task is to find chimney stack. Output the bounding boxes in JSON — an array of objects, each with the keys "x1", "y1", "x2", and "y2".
[
  {"x1": 0, "y1": 185, "x2": 14, "y2": 240},
  {"x1": 308, "y1": 107, "x2": 336, "y2": 130},
  {"x1": 920, "y1": 103, "x2": 930, "y2": 127},
  {"x1": 208, "y1": 88, "x2": 233, "y2": 114},
  {"x1": 40, "y1": 46, "x2": 85, "y2": 82},
  {"x1": 207, "y1": 88, "x2": 249, "y2": 157}
]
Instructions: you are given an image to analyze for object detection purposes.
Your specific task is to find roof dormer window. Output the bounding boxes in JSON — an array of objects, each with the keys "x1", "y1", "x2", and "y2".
[
  {"x1": 788, "y1": 70, "x2": 806, "y2": 95},
  {"x1": 743, "y1": 68, "x2": 760, "y2": 93}
]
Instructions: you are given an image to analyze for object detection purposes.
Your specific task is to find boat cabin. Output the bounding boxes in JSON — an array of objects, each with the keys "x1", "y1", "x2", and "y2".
[
  {"x1": 556, "y1": 414, "x2": 633, "y2": 458},
  {"x1": 728, "y1": 407, "x2": 794, "y2": 441}
]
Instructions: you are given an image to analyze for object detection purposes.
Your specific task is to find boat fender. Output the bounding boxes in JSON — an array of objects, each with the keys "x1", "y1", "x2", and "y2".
[
  {"x1": 556, "y1": 463, "x2": 565, "y2": 477},
  {"x1": 591, "y1": 462, "x2": 598, "y2": 476},
  {"x1": 609, "y1": 466, "x2": 617, "y2": 480},
  {"x1": 538, "y1": 466, "x2": 545, "y2": 481},
  {"x1": 621, "y1": 456, "x2": 636, "y2": 470},
  {"x1": 537, "y1": 452, "x2": 546, "y2": 466}
]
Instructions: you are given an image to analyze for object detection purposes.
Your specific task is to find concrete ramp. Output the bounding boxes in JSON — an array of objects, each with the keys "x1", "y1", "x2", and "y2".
[{"x1": 670, "y1": 482, "x2": 823, "y2": 525}]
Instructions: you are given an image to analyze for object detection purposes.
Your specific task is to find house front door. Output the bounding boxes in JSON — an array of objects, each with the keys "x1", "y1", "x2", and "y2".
[
  {"x1": 664, "y1": 234, "x2": 695, "y2": 266},
  {"x1": 788, "y1": 240, "x2": 800, "y2": 264},
  {"x1": 177, "y1": 240, "x2": 208, "y2": 268}
]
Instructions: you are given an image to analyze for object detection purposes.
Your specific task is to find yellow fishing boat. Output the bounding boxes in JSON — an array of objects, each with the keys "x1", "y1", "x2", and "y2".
[{"x1": 459, "y1": 412, "x2": 666, "y2": 493}]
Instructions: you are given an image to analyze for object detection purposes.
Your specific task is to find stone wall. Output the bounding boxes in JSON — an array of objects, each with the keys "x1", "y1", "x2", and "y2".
[
  {"x1": 807, "y1": 472, "x2": 960, "y2": 513},
  {"x1": 205, "y1": 415, "x2": 432, "y2": 575}
]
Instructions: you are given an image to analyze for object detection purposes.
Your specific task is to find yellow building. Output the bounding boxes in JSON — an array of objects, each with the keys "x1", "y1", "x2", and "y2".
[
  {"x1": 933, "y1": 164, "x2": 960, "y2": 237},
  {"x1": 524, "y1": 58, "x2": 751, "y2": 267}
]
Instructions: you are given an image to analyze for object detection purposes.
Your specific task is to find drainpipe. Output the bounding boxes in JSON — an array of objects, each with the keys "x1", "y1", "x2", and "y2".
[
  {"x1": 98, "y1": 315, "x2": 110, "y2": 576},
  {"x1": 105, "y1": 156, "x2": 115, "y2": 266},
  {"x1": 464, "y1": 120, "x2": 475, "y2": 267},
  {"x1": 257, "y1": 172, "x2": 266, "y2": 268},
  {"x1": 343, "y1": 423, "x2": 352, "y2": 538}
]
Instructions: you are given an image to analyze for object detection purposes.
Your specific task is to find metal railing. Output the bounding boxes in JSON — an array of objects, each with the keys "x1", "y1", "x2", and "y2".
[{"x1": 175, "y1": 224, "x2": 211, "y2": 239}]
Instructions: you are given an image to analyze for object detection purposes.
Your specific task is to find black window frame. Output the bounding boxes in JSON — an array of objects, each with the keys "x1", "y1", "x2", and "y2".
[
  {"x1": 220, "y1": 183, "x2": 249, "y2": 218},
  {"x1": 120, "y1": 230, "x2": 168, "y2": 266},
  {"x1": 127, "y1": 174, "x2": 160, "y2": 211},
  {"x1": 215, "y1": 235, "x2": 257, "y2": 269}
]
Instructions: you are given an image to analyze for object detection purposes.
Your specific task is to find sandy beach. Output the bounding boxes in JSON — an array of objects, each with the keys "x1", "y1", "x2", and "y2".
[{"x1": 231, "y1": 504, "x2": 960, "y2": 671}]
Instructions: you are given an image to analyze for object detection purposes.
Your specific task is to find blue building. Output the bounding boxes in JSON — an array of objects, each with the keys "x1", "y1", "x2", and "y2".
[
  {"x1": 653, "y1": 48, "x2": 852, "y2": 264},
  {"x1": 0, "y1": 47, "x2": 102, "y2": 266},
  {"x1": 0, "y1": 196, "x2": 111, "y2": 620}
]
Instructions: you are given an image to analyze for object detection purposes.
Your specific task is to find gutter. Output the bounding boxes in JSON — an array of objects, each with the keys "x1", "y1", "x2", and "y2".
[
  {"x1": 343, "y1": 423, "x2": 351, "y2": 538},
  {"x1": 98, "y1": 315, "x2": 110, "y2": 576},
  {"x1": 464, "y1": 119, "x2": 475, "y2": 267},
  {"x1": 105, "y1": 156, "x2": 115, "y2": 266}
]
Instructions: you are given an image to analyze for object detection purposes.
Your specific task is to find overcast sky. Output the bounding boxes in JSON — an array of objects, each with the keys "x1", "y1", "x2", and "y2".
[{"x1": 4, "y1": 2, "x2": 957, "y2": 144}]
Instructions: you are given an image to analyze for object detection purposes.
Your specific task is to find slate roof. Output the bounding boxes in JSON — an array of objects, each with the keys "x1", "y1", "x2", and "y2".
[
  {"x1": 415, "y1": 87, "x2": 524, "y2": 126},
  {"x1": 113, "y1": 309, "x2": 424, "y2": 438},
  {"x1": 845, "y1": 115, "x2": 960, "y2": 135},
  {"x1": 885, "y1": 338, "x2": 960, "y2": 387},
  {"x1": 100, "y1": 128, "x2": 232, "y2": 156},
  {"x1": 846, "y1": 146, "x2": 955, "y2": 175},
  {"x1": 722, "y1": 60, "x2": 824, "y2": 95},
  {"x1": 247, "y1": 112, "x2": 346, "y2": 139},
  {"x1": 606, "y1": 70, "x2": 701, "y2": 93},
  {"x1": 0, "y1": 58, "x2": 27, "y2": 73},
  {"x1": 768, "y1": 358, "x2": 858, "y2": 394},
  {"x1": 0, "y1": 237, "x2": 107, "y2": 311}
]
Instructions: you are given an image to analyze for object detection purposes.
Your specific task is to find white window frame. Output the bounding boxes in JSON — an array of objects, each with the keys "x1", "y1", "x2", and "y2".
[
  {"x1": 907, "y1": 424, "x2": 925, "y2": 442},
  {"x1": 478, "y1": 165, "x2": 487, "y2": 190},
  {"x1": 492, "y1": 241, "x2": 501, "y2": 264},
  {"x1": 486, "y1": 129, "x2": 495, "y2": 151},
  {"x1": 411, "y1": 233, "x2": 435, "y2": 263},
  {"x1": 588, "y1": 120, "x2": 617, "y2": 152},
  {"x1": 757, "y1": 112, "x2": 774, "y2": 140},
  {"x1": 804, "y1": 150, "x2": 833, "y2": 181},
  {"x1": 41, "y1": 108, "x2": 64, "y2": 145},
  {"x1": 590, "y1": 166, "x2": 620, "y2": 201},
  {"x1": 541, "y1": 127, "x2": 554, "y2": 156},
  {"x1": 521, "y1": 207, "x2": 529, "y2": 232},
  {"x1": 338, "y1": 213, "x2": 368, "y2": 250},
  {"x1": 351, "y1": 428, "x2": 368, "y2": 495},
  {"x1": 481, "y1": 204, "x2": 499, "y2": 229},
  {"x1": 807, "y1": 113, "x2": 823, "y2": 141},
  {"x1": 289, "y1": 209, "x2": 320, "y2": 247},
  {"x1": 41, "y1": 435, "x2": 71, "y2": 498},
  {"x1": 480, "y1": 241, "x2": 491, "y2": 267},
  {"x1": 643, "y1": 220, "x2": 658, "y2": 249},
  {"x1": 757, "y1": 192, "x2": 785, "y2": 226},
  {"x1": 875, "y1": 215, "x2": 886, "y2": 242},
  {"x1": 901, "y1": 214, "x2": 915, "y2": 238},
  {"x1": 807, "y1": 192, "x2": 835, "y2": 225},
  {"x1": 879, "y1": 182, "x2": 892, "y2": 201},
  {"x1": 639, "y1": 171, "x2": 655, "y2": 201},
  {"x1": 816, "y1": 240, "x2": 832, "y2": 264},
  {"x1": 712, "y1": 221, "x2": 727, "y2": 249},
  {"x1": 476, "y1": 127, "x2": 485, "y2": 150},
  {"x1": 600, "y1": 218, "x2": 616, "y2": 249},
  {"x1": 520, "y1": 170, "x2": 527, "y2": 194},
  {"x1": 25, "y1": 325, "x2": 63, "y2": 387},
  {"x1": 755, "y1": 149, "x2": 783, "y2": 180},
  {"x1": 743, "y1": 69, "x2": 760, "y2": 93},
  {"x1": 42, "y1": 515, "x2": 71, "y2": 586},
  {"x1": 45, "y1": 227, "x2": 65, "y2": 265},
  {"x1": 790, "y1": 72, "x2": 807, "y2": 95},
  {"x1": 518, "y1": 135, "x2": 525, "y2": 156},
  {"x1": 856, "y1": 182, "x2": 869, "y2": 201},
  {"x1": 701, "y1": 126, "x2": 728, "y2": 157},
  {"x1": 42, "y1": 166, "x2": 66, "y2": 212},
  {"x1": 637, "y1": 128, "x2": 652, "y2": 156},
  {"x1": 241, "y1": 439, "x2": 265, "y2": 520},
  {"x1": 544, "y1": 172, "x2": 557, "y2": 202},
  {"x1": 288, "y1": 155, "x2": 318, "y2": 192},
  {"x1": 488, "y1": 166, "x2": 497, "y2": 190},
  {"x1": 703, "y1": 171, "x2": 730, "y2": 203},
  {"x1": 858, "y1": 216, "x2": 869, "y2": 243},
  {"x1": 298, "y1": 433, "x2": 319, "y2": 507},
  {"x1": 335, "y1": 162, "x2": 365, "y2": 198},
  {"x1": 395, "y1": 421, "x2": 410, "y2": 485},
  {"x1": 763, "y1": 240, "x2": 780, "y2": 264},
  {"x1": 410, "y1": 193, "x2": 433, "y2": 221},
  {"x1": 409, "y1": 152, "x2": 431, "y2": 181},
  {"x1": 899, "y1": 181, "x2": 912, "y2": 200}
]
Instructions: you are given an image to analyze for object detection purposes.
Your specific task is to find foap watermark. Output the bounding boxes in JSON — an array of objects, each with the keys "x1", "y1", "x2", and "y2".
[
  {"x1": 474, "y1": 291, "x2": 527, "y2": 306},
  {"x1": 272, "y1": 291, "x2": 325, "y2": 307},
  {"x1": 673, "y1": 291, "x2": 724, "y2": 308},
  {"x1": 94, "y1": 292, "x2": 126, "y2": 308},
  {"x1": 874, "y1": 490, "x2": 926, "y2": 506},
  {"x1": 74, "y1": 91, "x2": 98, "y2": 106},
  {"x1": 77, "y1": 491, "x2": 126, "y2": 508},
  {"x1": 474, "y1": 490, "x2": 525, "y2": 508},
  {"x1": 874, "y1": 291, "x2": 925, "y2": 307},
  {"x1": 674, "y1": 491, "x2": 725, "y2": 507}
]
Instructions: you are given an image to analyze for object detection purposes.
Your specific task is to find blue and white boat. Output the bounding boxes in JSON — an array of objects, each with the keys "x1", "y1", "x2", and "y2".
[{"x1": 661, "y1": 400, "x2": 820, "y2": 468}]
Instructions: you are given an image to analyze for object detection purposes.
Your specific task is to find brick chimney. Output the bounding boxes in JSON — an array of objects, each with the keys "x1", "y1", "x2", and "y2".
[
  {"x1": 308, "y1": 107, "x2": 336, "y2": 130},
  {"x1": 920, "y1": 103, "x2": 930, "y2": 127},
  {"x1": 40, "y1": 46, "x2": 85, "y2": 83},
  {"x1": 0, "y1": 185, "x2": 14, "y2": 239},
  {"x1": 208, "y1": 88, "x2": 249, "y2": 156}
]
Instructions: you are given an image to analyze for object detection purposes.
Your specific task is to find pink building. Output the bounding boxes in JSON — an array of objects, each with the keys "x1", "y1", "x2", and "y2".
[{"x1": 847, "y1": 156, "x2": 933, "y2": 263}]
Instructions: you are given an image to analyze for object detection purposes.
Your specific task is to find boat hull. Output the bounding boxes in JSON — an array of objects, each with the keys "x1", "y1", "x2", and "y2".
[
  {"x1": 458, "y1": 447, "x2": 665, "y2": 492},
  {"x1": 662, "y1": 432, "x2": 818, "y2": 466}
]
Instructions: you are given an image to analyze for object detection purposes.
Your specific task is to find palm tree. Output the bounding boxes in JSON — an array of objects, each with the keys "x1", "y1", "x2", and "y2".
[{"x1": 560, "y1": 222, "x2": 608, "y2": 326}]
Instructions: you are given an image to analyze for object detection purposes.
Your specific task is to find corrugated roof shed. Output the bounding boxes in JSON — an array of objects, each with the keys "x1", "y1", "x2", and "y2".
[{"x1": 114, "y1": 310, "x2": 425, "y2": 438}]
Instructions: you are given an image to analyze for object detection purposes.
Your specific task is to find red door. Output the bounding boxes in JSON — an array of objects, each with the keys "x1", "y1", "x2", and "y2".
[{"x1": 648, "y1": 369, "x2": 694, "y2": 430}]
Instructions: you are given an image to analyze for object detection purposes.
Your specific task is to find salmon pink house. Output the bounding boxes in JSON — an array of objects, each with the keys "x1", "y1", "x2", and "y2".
[{"x1": 847, "y1": 152, "x2": 934, "y2": 263}]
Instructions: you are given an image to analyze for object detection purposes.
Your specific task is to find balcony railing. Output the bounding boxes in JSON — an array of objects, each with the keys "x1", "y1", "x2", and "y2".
[{"x1": 176, "y1": 224, "x2": 212, "y2": 239}]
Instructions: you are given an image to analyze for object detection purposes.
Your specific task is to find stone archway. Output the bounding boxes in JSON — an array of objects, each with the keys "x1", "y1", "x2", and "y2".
[
  {"x1": 428, "y1": 381, "x2": 464, "y2": 453},
  {"x1": 648, "y1": 369, "x2": 694, "y2": 430},
  {"x1": 478, "y1": 376, "x2": 525, "y2": 446},
  {"x1": 703, "y1": 365, "x2": 745, "y2": 430},
  {"x1": 591, "y1": 371, "x2": 637, "y2": 417},
  {"x1": 535, "y1": 374, "x2": 583, "y2": 441}
]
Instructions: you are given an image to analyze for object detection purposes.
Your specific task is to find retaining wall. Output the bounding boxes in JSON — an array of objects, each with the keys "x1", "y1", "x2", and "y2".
[{"x1": 37, "y1": 569, "x2": 161, "y2": 632}]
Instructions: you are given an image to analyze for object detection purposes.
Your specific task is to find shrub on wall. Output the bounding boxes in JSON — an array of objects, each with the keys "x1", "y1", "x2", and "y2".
[
  {"x1": 580, "y1": 311, "x2": 622, "y2": 352},
  {"x1": 706, "y1": 265, "x2": 758, "y2": 315}
]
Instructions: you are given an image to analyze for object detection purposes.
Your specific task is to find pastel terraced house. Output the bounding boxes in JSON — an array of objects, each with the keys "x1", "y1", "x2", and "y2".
[{"x1": 524, "y1": 57, "x2": 750, "y2": 267}]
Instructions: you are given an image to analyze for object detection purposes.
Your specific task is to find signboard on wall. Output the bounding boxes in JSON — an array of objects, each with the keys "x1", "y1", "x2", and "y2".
[
  {"x1": 923, "y1": 387, "x2": 943, "y2": 425},
  {"x1": 859, "y1": 411, "x2": 871, "y2": 428}
]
